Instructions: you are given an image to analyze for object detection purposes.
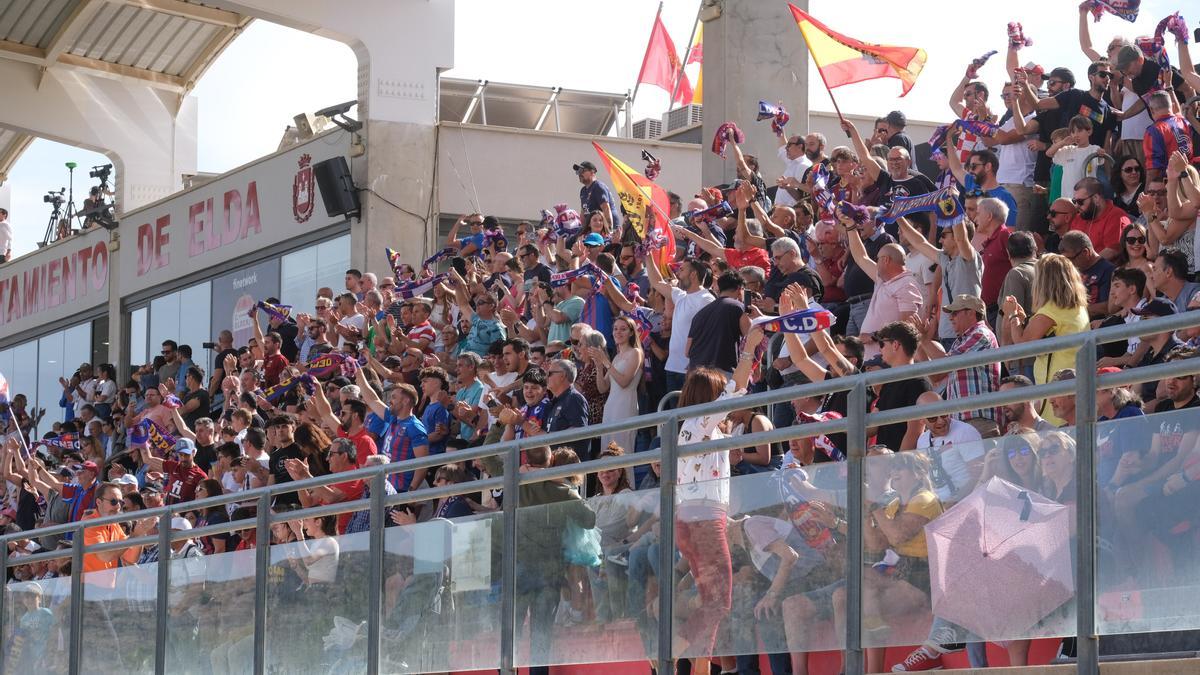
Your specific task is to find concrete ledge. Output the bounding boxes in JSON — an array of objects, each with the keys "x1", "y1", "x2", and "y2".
[{"x1": 950, "y1": 658, "x2": 1200, "y2": 674}]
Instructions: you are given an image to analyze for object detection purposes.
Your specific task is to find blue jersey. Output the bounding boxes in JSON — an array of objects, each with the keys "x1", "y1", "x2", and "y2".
[{"x1": 366, "y1": 411, "x2": 429, "y2": 491}]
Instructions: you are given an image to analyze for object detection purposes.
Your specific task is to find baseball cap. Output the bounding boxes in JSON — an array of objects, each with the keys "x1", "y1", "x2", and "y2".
[
  {"x1": 1020, "y1": 62, "x2": 1044, "y2": 76},
  {"x1": 114, "y1": 474, "x2": 139, "y2": 487},
  {"x1": 79, "y1": 460, "x2": 99, "y2": 475},
  {"x1": 1097, "y1": 366, "x2": 1123, "y2": 375},
  {"x1": 942, "y1": 294, "x2": 987, "y2": 316},
  {"x1": 174, "y1": 438, "x2": 196, "y2": 455},
  {"x1": 170, "y1": 516, "x2": 193, "y2": 531},
  {"x1": 1048, "y1": 67, "x2": 1076, "y2": 86},
  {"x1": 1133, "y1": 298, "x2": 1178, "y2": 318},
  {"x1": 862, "y1": 355, "x2": 889, "y2": 370},
  {"x1": 582, "y1": 233, "x2": 605, "y2": 247},
  {"x1": 572, "y1": 161, "x2": 597, "y2": 174}
]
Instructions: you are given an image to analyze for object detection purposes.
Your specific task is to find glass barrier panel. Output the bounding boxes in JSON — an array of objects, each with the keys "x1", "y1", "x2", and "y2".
[
  {"x1": 3, "y1": 573, "x2": 72, "y2": 674},
  {"x1": 264, "y1": 522, "x2": 369, "y2": 674},
  {"x1": 80, "y1": 544, "x2": 160, "y2": 673},
  {"x1": 165, "y1": 522, "x2": 257, "y2": 675},
  {"x1": 380, "y1": 509, "x2": 501, "y2": 673},
  {"x1": 860, "y1": 429, "x2": 1078, "y2": 671},
  {"x1": 1097, "y1": 405, "x2": 1200, "y2": 636},
  {"x1": 513, "y1": 472, "x2": 661, "y2": 668},
  {"x1": 677, "y1": 458, "x2": 848, "y2": 672}
]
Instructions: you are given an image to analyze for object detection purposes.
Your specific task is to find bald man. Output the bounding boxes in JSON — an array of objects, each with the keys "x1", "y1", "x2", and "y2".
[
  {"x1": 1044, "y1": 197, "x2": 1077, "y2": 254},
  {"x1": 845, "y1": 220, "x2": 924, "y2": 358}
]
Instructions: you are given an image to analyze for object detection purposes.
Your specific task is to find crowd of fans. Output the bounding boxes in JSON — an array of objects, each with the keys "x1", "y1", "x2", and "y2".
[{"x1": 3, "y1": 4, "x2": 1200, "y2": 673}]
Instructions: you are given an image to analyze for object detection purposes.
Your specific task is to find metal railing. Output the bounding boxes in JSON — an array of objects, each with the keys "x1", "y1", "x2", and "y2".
[{"x1": 4, "y1": 311, "x2": 1200, "y2": 674}]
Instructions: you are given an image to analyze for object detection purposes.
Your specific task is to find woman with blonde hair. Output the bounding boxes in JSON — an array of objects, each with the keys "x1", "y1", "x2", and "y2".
[{"x1": 1003, "y1": 253, "x2": 1089, "y2": 425}]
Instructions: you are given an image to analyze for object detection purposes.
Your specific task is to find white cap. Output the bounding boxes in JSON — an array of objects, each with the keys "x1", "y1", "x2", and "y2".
[{"x1": 170, "y1": 516, "x2": 193, "y2": 531}]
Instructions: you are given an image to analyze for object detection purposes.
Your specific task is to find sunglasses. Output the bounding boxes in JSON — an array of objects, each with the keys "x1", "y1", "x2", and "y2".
[
  {"x1": 1125, "y1": 236, "x2": 1146, "y2": 245},
  {"x1": 966, "y1": 163, "x2": 984, "y2": 170},
  {"x1": 101, "y1": 498, "x2": 122, "y2": 507},
  {"x1": 1121, "y1": 166, "x2": 1141, "y2": 174},
  {"x1": 1093, "y1": 71, "x2": 1113, "y2": 79},
  {"x1": 1007, "y1": 446, "x2": 1034, "y2": 460},
  {"x1": 1144, "y1": 189, "x2": 1167, "y2": 196},
  {"x1": 1071, "y1": 197, "x2": 1092, "y2": 206},
  {"x1": 925, "y1": 413, "x2": 948, "y2": 423}
]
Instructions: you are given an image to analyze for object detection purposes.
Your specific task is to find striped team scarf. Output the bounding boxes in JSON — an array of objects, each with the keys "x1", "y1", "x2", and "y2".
[
  {"x1": 262, "y1": 373, "x2": 317, "y2": 404},
  {"x1": 251, "y1": 300, "x2": 292, "y2": 323},
  {"x1": 712, "y1": 122, "x2": 744, "y2": 158},
  {"x1": 550, "y1": 263, "x2": 601, "y2": 288},
  {"x1": 396, "y1": 273, "x2": 448, "y2": 299},
  {"x1": 421, "y1": 247, "x2": 457, "y2": 273},
  {"x1": 966, "y1": 50, "x2": 998, "y2": 80},
  {"x1": 162, "y1": 393, "x2": 183, "y2": 410},
  {"x1": 1085, "y1": 0, "x2": 1140, "y2": 23},
  {"x1": 757, "y1": 101, "x2": 790, "y2": 135},
  {"x1": 641, "y1": 149, "x2": 661, "y2": 181},
  {"x1": 750, "y1": 307, "x2": 836, "y2": 334},
  {"x1": 1007, "y1": 23, "x2": 1032, "y2": 50}
]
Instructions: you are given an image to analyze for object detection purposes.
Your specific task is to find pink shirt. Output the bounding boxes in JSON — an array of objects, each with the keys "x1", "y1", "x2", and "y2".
[{"x1": 860, "y1": 271, "x2": 924, "y2": 357}]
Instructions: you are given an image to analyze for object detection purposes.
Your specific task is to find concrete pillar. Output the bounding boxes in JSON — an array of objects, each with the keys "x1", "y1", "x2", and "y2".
[
  {"x1": 700, "y1": 0, "x2": 810, "y2": 187},
  {"x1": 205, "y1": 0, "x2": 454, "y2": 280},
  {"x1": 0, "y1": 61, "x2": 196, "y2": 212}
]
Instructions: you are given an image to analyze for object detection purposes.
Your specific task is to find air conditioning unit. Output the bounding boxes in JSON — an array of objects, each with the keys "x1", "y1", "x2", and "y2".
[
  {"x1": 664, "y1": 104, "x2": 703, "y2": 132},
  {"x1": 632, "y1": 118, "x2": 663, "y2": 140}
]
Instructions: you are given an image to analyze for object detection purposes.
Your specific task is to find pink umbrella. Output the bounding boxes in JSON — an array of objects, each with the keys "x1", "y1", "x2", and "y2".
[{"x1": 925, "y1": 477, "x2": 1074, "y2": 639}]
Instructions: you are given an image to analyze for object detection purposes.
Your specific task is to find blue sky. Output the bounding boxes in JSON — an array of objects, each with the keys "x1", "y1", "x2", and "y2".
[{"x1": 4, "y1": 0, "x2": 1186, "y2": 256}]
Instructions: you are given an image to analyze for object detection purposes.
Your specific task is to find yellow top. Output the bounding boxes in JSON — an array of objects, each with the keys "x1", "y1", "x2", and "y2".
[
  {"x1": 1032, "y1": 302, "x2": 1089, "y2": 425},
  {"x1": 883, "y1": 489, "x2": 942, "y2": 559}
]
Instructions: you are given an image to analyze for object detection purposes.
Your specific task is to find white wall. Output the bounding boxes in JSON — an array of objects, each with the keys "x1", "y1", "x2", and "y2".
[{"x1": 437, "y1": 123, "x2": 701, "y2": 222}]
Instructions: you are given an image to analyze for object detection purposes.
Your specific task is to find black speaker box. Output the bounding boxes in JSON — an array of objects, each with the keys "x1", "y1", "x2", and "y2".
[{"x1": 312, "y1": 156, "x2": 360, "y2": 218}]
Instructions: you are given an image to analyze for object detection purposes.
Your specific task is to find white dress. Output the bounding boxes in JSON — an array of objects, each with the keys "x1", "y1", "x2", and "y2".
[{"x1": 600, "y1": 349, "x2": 642, "y2": 455}]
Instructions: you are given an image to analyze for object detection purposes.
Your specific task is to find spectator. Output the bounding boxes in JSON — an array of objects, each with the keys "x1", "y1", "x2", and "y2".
[
  {"x1": 914, "y1": 390, "x2": 985, "y2": 502},
  {"x1": 1069, "y1": 177, "x2": 1131, "y2": 262},
  {"x1": 997, "y1": 374, "x2": 1056, "y2": 433},
  {"x1": 988, "y1": 81, "x2": 1041, "y2": 232},
  {"x1": 1130, "y1": 299, "x2": 1185, "y2": 407},
  {"x1": 871, "y1": 321, "x2": 932, "y2": 451},
  {"x1": 1031, "y1": 59, "x2": 1119, "y2": 151},
  {"x1": 1152, "y1": 247, "x2": 1200, "y2": 312},
  {"x1": 844, "y1": 220, "x2": 922, "y2": 358},
  {"x1": 265, "y1": 415, "x2": 305, "y2": 507},
  {"x1": 997, "y1": 231, "x2": 1039, "y2": 375},
  {"x1": 158, "y1": 340, "x2": 182, "y2": 387},
  {"x1": 1060, "y1": 231, "x2": 1116, "y2": 319},
  {"x1": 594, "y1": 316, "x2": 642, "y2": 456},
  {"x1": 840, "y1": 208, "x2": 896, "y2": 340},
  {"x1": 541, "y1": 359, "x2": 591, "y2": 461},
  {"x1": 1004, "y1": 254, "x2": 1089, "y2": 425},
  {"x1": 775, "y1": 133, "x2": 812, "y2": 208},
  {"x1": 1045, "y1": 197, "x2": 1077, "y2": 254},
  {"x1": 0, "y1": 207, "x2": 10, "y2": 262},
  {"x1": 575, "y1": 160, "x2": 622, "y2": 234},
  {"x1": 916, "y1": 294, "x2": 1002, "y2": 437},
  {"x1": 1096, "y1": 267, "x2": 1149, "y2": 363},
  {"x1": 688, "y1": 271, "x2": 750, "y2": 373},
  {"x1": 898, "y1": 215, "x2": 979, "y2": 347},
  {"x1": 1112, "y1": 155, "x2": 1145, "y2": 218},
  {"x1": 648, "y1": 258, "x2": 713, "y2": 394},
  {"x1": 138, "y1": 439, "x2": 208, "y2": 505},
  {"x1": 345, "y1": 268, "x2": 364, "y2": 298},
  {"x1": 1047, "y1": 115, "x2": 1101, "y2": 201},
  {"x1": 334, "y1": 292, "x2": 365, "y2": 350},
  {"x1": 287, "y1": 437, "x2": 363, "y2": 534},
  {"x1": 947, "y1": 147, "x2": 1019, "y2": 226},
  {"x1": 178, "y1": 366, "x2": 210, "y2": 430},
  {"x1": 358, "y1": 370, "x2": 429, "y2": 492},
  {"x1": 417, "y1": 366, "x2": 451, "y2": 457}
]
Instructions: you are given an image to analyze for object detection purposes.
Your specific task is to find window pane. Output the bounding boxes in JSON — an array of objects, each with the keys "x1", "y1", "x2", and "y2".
[
  {"x1": 64, "y1": 323, "x2": 92, "y2": 374},
  {"x1": 178, "y1": 281, "x2": 212, "y2": 375},
  {"x1": 316, "y1": 234, "x2": 350, "y2": 298},
  {"x1": 92, "y1": 315, "x2": 110, "y2": 367},
  {"x1": 36, "y1": 331, "x2": 63, "y2": 426},
  {"x1": 280, "y1": 245, "x2": 317, "y2": 311},
  {"x1": 11, "y1": 342, "x2": 37, "y2": 426},
  {"x1": 149, "y1": 292, "x2": 181, "y2": 357},
  {"x1": 0, "y1": 349, "x2": 13, "y2": 393},
  {"x1": 130, "y1": 306, "x2": 148, "y2": 369}
]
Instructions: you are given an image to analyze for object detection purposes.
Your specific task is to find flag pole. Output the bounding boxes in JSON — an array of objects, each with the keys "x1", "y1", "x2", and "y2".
[
  {"x1": 668, "y1": 9, "x2": 702, "y2": 112},
  {"x1": 630, "y1": 1, "x2": 665, "y2": 118}
]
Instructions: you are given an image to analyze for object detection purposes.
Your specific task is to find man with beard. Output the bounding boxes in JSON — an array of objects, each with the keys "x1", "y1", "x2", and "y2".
[
  {"x1": 311, "y1": 386, "x2": 377, "y2": 469},
  {"x1": 358, "y1": 366, "x2": 430, "y2": 492},
  {"x1": 1068, "y1": 177, "x2": 1130, "y2": 262},
  {"x1": 997, "y1": 375, "x2": 1055, "y2": 433},
  {"x1": 648, "y1": 257, "x2": 714, "y2": 394},
  {"x1": 618, "y1": 243, "x2": 649, "y2": 299},
  {"x1": 841, "y1": 119, "x2": 936, "y2": 232},
  {"x1": 266, "y1": 415, "x2": 305, "y2": 507},
  {"x1": 140, "y1": 438, "x2": 208, "y2": 505},
  {"x1": 913, "y1": 391, "x2": 984, "y2": 503}
]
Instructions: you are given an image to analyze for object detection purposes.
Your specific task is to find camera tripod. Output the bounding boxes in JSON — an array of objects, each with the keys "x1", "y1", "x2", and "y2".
[{"x1": 40, "y1": 163, "x2": 81, "y2": 247}]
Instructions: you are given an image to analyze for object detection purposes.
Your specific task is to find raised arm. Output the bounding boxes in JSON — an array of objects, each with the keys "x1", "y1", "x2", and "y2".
[
  {"x1": 355, "y1": 364, "x2": 387, "y2": 419},
  {"x1": 844, "y1": 223, "x2": 879, "y2": 282},
  {"x1": 1179, "y1": 41, "x2": 1200, "y2": 93},
  {"x1": 945, "y1": 128, "x2": 967, "y2": 185},
  {"x1": 171, "y1": 409, "x2": 196, "y2": 441},
  {"x1": 1077, "y1": 2, "x2": 1103, "y2": 62},
  {"x1": 645, "y1": 251, "x2": 673, "y2": 299},
  {"x1": 731, "y1": 327, "x2": 766, "y2": 393},
  {"x1": 674, "y1": 223, "x2": 725, "y2": 261},
  {"x1": 897, "y1": 217, "x2": 940, "y2": 262},
  {"x1": 949, "y1": 72, "x2": 970, "y2": 118},
  {"x1": 841, "y1": 120, "x2": 880, "y2": 183},
  {"x1": 310, "y1": 383, "x2": 341, "y2": 432}
]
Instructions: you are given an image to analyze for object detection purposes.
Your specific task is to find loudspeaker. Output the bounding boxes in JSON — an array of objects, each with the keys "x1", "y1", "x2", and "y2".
[{"x1": 313, "y1": 156, "x2": 360, "y2": 218}]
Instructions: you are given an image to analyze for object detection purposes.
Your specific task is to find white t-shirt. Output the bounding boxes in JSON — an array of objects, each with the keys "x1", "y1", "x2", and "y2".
[
  {"x1": 75, "y1": 378, "x2": 98, "y2": 418},
  {"x1": 1119, "y1": 88, "x2": 1152, "y2": 142},
  {"x1": 481, "y1": 371, "x2": 519, "y2": 428},
  {"x1": 916, "y1": 419, "x2": 985, "y2": 501},
  {"x1": 336, "y1": 313, "x2": 366, "y2": 349},
  {"x1": 904, "y1": 250, "x2": 938, "y2": 309},
  {"x1": 775, "y1": 146, "x2": 812, "y2": 208},
  {"x1": 667, "y1": 287, "x2": 715, "y2": 374},
  {"x1": 995, "y1": 115, "x2": 1037, "y2": 187},
  {"x1": 1052, "y1": 144, "x2": 1100, "y2": 199},
  {"x1": 0, "y1": 220, "x2": 12, "y2": 257}
]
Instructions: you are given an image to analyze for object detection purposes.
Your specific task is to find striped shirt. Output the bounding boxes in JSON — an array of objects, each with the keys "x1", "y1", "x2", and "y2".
[
  {"x1": 406, "y1": 321, "x2": 438, "y2": 353},
  {"x1": 946, "y1": 321, "x2": 1001, "y2": 423}
]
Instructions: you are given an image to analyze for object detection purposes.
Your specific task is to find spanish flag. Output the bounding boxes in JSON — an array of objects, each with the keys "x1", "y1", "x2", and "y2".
[
  {"x1": 788, "y1": 4, "x2": 926, "y2": 97},
  {"x1": 592, "y1": 142, "x2": 675, "y2": 271}
]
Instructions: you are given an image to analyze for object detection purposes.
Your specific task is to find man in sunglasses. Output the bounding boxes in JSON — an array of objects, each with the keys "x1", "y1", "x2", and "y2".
[
  {"x1": 1043, "y1": 198, "x2": 1077, "y2": 254},
  {"x1": 775, "y1": 132, "x2": 812, "y2": 208},
  {"x1": 913, "y1": 391, "x2": 984, "y2": 503},
  {"x1": 1068, "y1": 177, "x2": 1130, "y2": 263},
  {"x1": 1028, "y1": 60, "x2": 1120, "y2": 152}
]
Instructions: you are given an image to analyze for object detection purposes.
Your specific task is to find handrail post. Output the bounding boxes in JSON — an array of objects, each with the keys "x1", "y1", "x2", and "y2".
[
  {"x1": 845, "y1": 381, "x2": 867, "y2": 675},
  {"x1": 366, "y1": 472, "x2": 386, "y2": 675},
  {"x1": 154, "y1": 511, "x2": 173, "y2": 675},
  {"x1": 69, "y1": 524, "x2": 84, "y2": 675},
  {"x1": 253, "y1": 493, "x2": 271, "y2": 675},
  {"x1": 500, "y1": 443, "x2": 520, "y2": 673},
  {"x1": 0, "y1": 532, "x2": 7, "y2": 675},
  {"x1": 1075, "y1": 339, "x2": 1099, "y2": 675},
  {"x1": 657, "y1": 414, "x2": 679, "y2": 672}
]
